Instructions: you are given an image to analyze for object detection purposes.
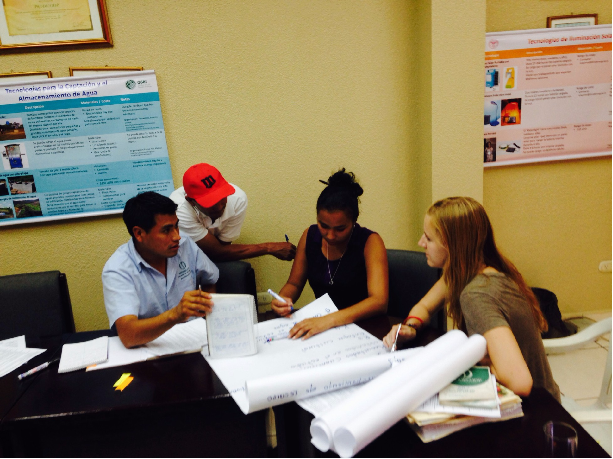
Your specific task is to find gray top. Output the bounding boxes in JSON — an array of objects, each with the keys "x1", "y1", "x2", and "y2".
[{"x1": 461, "y1": 272, "x2": 560, "y2": 401}]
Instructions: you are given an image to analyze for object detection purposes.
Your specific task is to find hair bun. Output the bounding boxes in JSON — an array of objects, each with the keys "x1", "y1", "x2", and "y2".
[{"x1": 326, "y1": 168, "x2": 363, "y2": 197}]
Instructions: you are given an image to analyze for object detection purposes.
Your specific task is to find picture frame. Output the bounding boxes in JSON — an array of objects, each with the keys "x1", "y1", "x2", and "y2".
[
  {"x1": 0, "y1": 71, "x2": 52, "y2": 83},
  {"x1": 0, "y1": 0, "x2": 112, "y2": 52},
  {"x1": 547, "y1": 14, "x2": 598, "y2": 28},
  {"x1": 70, "y1": 67, "x2": 144, "y2": 77}
]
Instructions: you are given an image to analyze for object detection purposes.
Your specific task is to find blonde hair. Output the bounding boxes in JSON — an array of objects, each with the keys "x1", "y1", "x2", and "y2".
[{"x1": 426, "y1": 197, "x2": 547, "y2": 332}]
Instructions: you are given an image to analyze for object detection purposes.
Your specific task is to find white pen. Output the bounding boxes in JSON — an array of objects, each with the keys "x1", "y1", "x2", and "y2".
[
  {"x1": 391, "y1": 323, "x2": 402, "y2": 352},
  {"x1": 18, "y1": 357, "x2": 60, "y2": 380},
  {"x1": 267, "y1": 289, "x2": 295, "y2": 312}
]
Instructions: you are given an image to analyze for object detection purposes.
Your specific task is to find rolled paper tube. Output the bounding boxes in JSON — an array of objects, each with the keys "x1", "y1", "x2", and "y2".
[
  {"x1": 244, "y1": 347, "x2": 423, "y2": 413},
  {"x1": 310, "y1": 330, "x2": 468, "y2": 453},
  {"x1": 333, "y1": 334, "x2": 487, "y2": 458}
]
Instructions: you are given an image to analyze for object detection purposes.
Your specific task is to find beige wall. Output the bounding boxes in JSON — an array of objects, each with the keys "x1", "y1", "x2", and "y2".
[
  {"x1": 0, "y1": 0, "x2": 456, "y2": 330},
  {"x1": 0, "y1": 1, "x2": 608, "y2": 331},
  {"x1": 485, "y1": 0, "x2": 612, "y2": 316}
]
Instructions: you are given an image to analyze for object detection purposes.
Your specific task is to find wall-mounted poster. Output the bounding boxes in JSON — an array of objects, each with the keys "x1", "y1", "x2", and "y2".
[
  {"x1": 0, "y1": 70, "x2": 173, "y2": 226},
  {"x1": 484, "y1": 25, "x2": 611, "y2": 167}
]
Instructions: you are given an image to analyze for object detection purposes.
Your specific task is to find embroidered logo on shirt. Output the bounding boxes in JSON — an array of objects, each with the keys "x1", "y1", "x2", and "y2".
[{"x1": 178, "y1": 262, "x2": 191, "y2": 280}]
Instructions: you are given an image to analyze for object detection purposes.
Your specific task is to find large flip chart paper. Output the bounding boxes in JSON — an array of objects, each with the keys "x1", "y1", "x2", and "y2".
[{"x1": 205, "y1": 294, "x2": 416, "y2": 414}]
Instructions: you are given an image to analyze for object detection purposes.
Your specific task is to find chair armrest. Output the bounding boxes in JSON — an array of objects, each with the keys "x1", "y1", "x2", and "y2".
[{"x1": 543, "y1": 317, "x2": 611, "y2": 354}]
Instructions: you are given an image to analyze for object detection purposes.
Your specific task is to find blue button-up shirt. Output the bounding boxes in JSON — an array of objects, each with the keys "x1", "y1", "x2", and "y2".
[{"x1": 102, "y1": 234, "x2": 219, "y2": 328}]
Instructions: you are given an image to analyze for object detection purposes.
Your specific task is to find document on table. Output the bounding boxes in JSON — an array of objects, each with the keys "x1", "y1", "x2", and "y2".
[
  {"x1": 0, "y1": 335, "x2": 45, "y2": 378},
  {"x1": 58, "y1": 336, "x2": 109, "y2": 373},
  {"x1": 88, "y1": 318, "x2": 208, "y2": 371}
]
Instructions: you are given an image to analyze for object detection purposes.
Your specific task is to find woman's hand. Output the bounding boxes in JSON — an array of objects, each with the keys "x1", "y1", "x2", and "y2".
[
  {"x1": 271, "y1": 296, "x2": 294, "y2": 317},
  {"x1": 288, "y1": 316, "x2": 336, "y2": 340},
  {"x1": 382, "y1": 324, "x2": 417, "y2": 349}
]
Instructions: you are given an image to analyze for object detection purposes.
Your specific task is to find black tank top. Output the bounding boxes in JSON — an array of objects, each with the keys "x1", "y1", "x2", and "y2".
[{"x1": 305, "y1": 223, "x2": 374, "y2": 309}]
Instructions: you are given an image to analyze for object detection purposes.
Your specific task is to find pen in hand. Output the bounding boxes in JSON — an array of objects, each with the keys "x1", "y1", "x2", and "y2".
[
  {"x1": 285, "y1": 234, "x2": 290, "y2": 243},
  {"x1": 268, "y1": 289, "x2": 294, "y2": 313},
  {"x1": 18, "y1": 357, "x2": 60, "y2": 380}
]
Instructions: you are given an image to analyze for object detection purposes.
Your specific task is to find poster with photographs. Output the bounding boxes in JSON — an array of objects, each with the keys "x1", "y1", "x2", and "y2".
[
  {"x1": 484, "y1": 25, "x2": 611, "y2": 166},
  {"x1": 0, "y1": 70, "x2": 173, "y2": 226}
]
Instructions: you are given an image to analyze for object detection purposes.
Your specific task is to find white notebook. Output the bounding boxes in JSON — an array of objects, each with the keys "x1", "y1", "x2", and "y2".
[
  {"x1": 58, "y1": 336, "x2": 109, "y2": 373},
  {"x1": 205, "y1": 294, "x2": 257, "y2": 359}
]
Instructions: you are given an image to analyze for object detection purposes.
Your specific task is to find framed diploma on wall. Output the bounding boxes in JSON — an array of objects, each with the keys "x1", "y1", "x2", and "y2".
[{"x1": 0, "y1": 0, "x2": 112, "y2": 51}]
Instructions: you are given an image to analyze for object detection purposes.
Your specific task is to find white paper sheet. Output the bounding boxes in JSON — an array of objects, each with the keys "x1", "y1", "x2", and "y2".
[
  {"x1": 145, "y1": 317, "x2": 208, "y2": 356},
  {"x1": 333, "y1": 335, "x2": 487, "y2": 458},
  {"x1": 87, "y1": 336, "x2": 149, "y2": 371},
  {"x1": 205, "y1": 294, "x2": 399, "y2": 414},
  {"x1": 0, "y1": 335, "x2": 26, "y2": 349},
  {"x1": 206, "y1": 294, "x2": 257, "y2": 358},
  {"x1": 309, "y1": 330, "x2": 469, "y2": 453},
  {"x1": 0, "y1": 346, "x2": 45, "y2": 378},
  {"x1": 88, "y1": 319, "x2": 209, "y2": 371},
  {"x1": 58, "y1": 336, "x2": 109, "y2": 373}
]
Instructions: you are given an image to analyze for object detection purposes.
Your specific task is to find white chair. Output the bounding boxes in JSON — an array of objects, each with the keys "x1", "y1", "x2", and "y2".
[{"x1": 543, "y1": 317, "x2": 612, "y2": 422}]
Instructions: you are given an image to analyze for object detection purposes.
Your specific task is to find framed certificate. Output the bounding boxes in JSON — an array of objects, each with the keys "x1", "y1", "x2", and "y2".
[
  {"x1": 69, "y1": 67, "x2": 143, "y2": 77},
  {"x1": 547, "y1": 14, "x2": 598, "y2": 28},
  {"x1": 0, "y1": 71, "x2": 52, "y2": 83},
  {"x1": 0, "y1": 0, "x2": 112, "y2": 51}
]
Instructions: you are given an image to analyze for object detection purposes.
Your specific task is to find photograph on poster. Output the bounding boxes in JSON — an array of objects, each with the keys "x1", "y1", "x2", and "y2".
[
  {"x1": 485, "y1": 68, "x2": 499, "y2": 92},
  {"x1": 501, "y1": 99, "x2": 522, "y2": 126},
  {"x1": 13, "y1": 197, "x2": 41, "y2": 218},
  {"x1": 0, "y1": 202, "x2": 14, "y2": 219},
  {"x1": 0, "y1": 118, "x2": 26, "y2": 141},
  {"x1": 0, "y1": 178, "x2": 8, "y2": 196},
  {"x1": 503, "y1": 66, "x2": 517, "y2": 89},
  {"x1": 1, "y1": 143, "x2": 29, "y2": 170},
  {"x1": 484, "y1": 138, "x2": 497, "y2": 163},
  {"x1": 484, "y1": 99, "x2": 501, "y2": 126},
  {"x1": 8, "y1": 175, "x2": 36, "y2": 194}
]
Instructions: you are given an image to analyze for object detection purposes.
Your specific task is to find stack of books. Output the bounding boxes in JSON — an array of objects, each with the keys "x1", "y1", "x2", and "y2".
[{"x1": 406, "y1": 366, "x2": 523, "y2": 443}]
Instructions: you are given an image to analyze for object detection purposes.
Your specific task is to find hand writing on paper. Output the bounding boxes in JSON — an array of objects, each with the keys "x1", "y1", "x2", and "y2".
[
  {"x1": 271, "y1": 296, "x2": 294, "y2": 317},
  {"x1": 171, "y1": 289, "x2": 214, "y2": 323},
  {"x1": 288, "y1": 315, "x2": 336, "y2": 340},
  {"x1": 382, "y1": 324, "x2": 417, "y2": 349}
]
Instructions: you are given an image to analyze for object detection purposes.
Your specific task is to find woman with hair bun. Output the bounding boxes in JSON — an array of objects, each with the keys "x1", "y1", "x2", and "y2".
[
  {"x1": 383, "y1": 196, "x2": 559, "y2": 400},
  {"x1": 271, "y1": 169, "x2": 388, "y2": 339}
]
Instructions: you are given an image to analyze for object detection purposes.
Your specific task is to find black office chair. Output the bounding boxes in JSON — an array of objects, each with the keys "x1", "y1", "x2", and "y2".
[
  {"x1": 211, "y1": 260, "x2": 258, "y2": 304},
  {"x1": 0, "y1": 270, "x2": 75, "y2": 340},
  {"x1": 387, "y1": 249, "x2": 445, "y2": 332}
]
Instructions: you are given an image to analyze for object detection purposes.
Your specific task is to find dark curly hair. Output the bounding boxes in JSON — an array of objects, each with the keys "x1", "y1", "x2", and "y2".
[{"x1": 316, "y1": 168, "x2": 363, "y2": 222}]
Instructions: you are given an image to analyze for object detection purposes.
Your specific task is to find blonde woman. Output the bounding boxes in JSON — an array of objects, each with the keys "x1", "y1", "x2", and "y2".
[{"x1": 383, "y1": 197, "x2": 559, "y2": 400}]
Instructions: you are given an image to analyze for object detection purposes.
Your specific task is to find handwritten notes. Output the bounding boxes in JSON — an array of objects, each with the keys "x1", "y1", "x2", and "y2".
[
  {"x1": 205, "y1": 294, "x2": 403, "y2": 414},
  {"x1": 206, "y1": 294, "x2": 257, "y2": 359}
]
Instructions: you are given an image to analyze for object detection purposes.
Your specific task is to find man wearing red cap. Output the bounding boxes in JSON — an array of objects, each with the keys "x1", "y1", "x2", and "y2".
[{"x1": 169, "y1": 163, "x2": 296, "y2": 262}]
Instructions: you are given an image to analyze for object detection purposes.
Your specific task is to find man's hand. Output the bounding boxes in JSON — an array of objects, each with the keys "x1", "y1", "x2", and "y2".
[
  {"x1": 382, "y1": 324, "x2": 417, "y2": 349},
  {"x1": 271, "y1": 296, "x2": 294, "y2": 317},
  {"x1": 171, "y1": 289, "x2": 214, "y2": 323},
  {"x1": 266, "y1": 242, "x2": 297, "y2": 261},
  {"x1": 288, "y1": 316, "x2": 336, "y2": 340}
]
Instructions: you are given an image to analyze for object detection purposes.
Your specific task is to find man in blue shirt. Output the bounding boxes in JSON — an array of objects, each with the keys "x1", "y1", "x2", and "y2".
[{"x1": 103, "y1": 191, "x2": 219, "y2": 348}]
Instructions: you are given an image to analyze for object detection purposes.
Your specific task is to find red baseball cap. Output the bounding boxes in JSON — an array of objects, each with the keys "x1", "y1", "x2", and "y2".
[{"x1": 183, "y1": 163, "x2": 235, "y2": 208}]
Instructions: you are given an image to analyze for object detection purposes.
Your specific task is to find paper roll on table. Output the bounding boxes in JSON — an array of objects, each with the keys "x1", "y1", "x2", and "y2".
[
  {"x1": 244, "y1": 347, "x2": 422, "y2": 413},
  {"x1": 310, "y1": 331, "x2": 487, "y2": 457}
]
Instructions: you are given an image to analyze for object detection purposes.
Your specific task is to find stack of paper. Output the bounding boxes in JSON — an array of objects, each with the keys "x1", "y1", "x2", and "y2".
[
  {"x1": 58, "y1": 336, "x2": 109, "y2": 373},
  {"x1": 0, "y1": 335, "x2": 45, "y2": 378},
  {"x1": 406, "y1": 380, "x2": 523, "y2": 443}
]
